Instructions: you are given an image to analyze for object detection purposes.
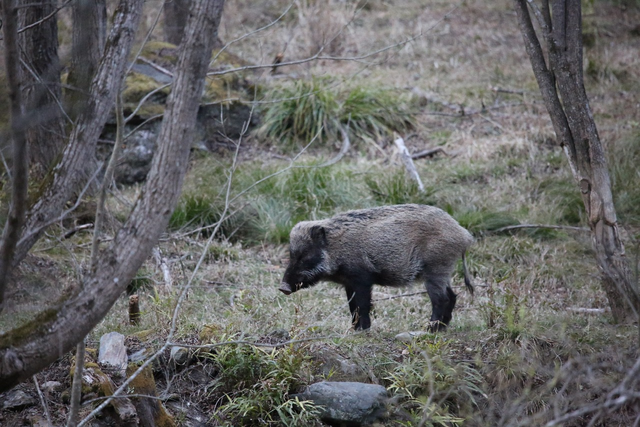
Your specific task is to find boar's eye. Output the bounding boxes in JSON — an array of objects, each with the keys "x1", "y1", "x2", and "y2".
[{"x1": 299, "y1": 252, "x2": 322, "y2": 270}]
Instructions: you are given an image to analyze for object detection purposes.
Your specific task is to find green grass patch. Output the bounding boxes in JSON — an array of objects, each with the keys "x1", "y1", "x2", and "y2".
[
  {"x1": 259, "y1": 77, "x2": 416, "y2": 149},
  {"x1": 609, "y1": 131, "x2": 640, "y2": 226},
  {"x1": 366, "y1": 169, "x2": 437, "y2": 205},
  {"x1": 206, "y1": 341, "x2": 321, "y2": 426}
]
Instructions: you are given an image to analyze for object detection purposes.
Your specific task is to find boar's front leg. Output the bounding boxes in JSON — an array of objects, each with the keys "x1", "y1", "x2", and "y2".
[
  {"x1": 425, "y1": 276, "x2": 457, "y2": 332},
  {"x1": 344, "y1": 284, "x2": 373, "y2": 330}
]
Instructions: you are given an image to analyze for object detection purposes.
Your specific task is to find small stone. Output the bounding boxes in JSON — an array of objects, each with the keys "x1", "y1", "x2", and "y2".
[
  {"x1": 41, "y1": 381, "x2": 63, "y2": 393},
  {"x1": 27, "y1": 415, "x2": 50, "y2": 427},
  {"x1": 394, "y1": 331, "x2": 429, "y2": 342},
  {"x1": 0, "y1": 389, "x2": 36, "y2": 410},
  {"x1": 99, "y1": 332, "x2": 128, "y2": 375},
  {"x1": 170, "y1": 346, "x2": 190, "y2": 366}
]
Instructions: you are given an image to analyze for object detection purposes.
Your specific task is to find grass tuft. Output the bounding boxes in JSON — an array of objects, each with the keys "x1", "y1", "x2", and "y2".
[
  {"x1": 207, "y1": 341, "x2": 321, "y2": 426},
  {"x1": 609, "y1": 131, "x2": 640, "y2": 226},
  {"x1": 366, "y1": 169, "x2": 437, "y2": 205},
  {"x1": 259, "y1": 78, "x2": 416, "y2": 149}
]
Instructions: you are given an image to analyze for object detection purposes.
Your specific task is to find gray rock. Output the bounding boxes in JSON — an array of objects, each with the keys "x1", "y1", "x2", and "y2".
[
  {"x1": 112, "y1": 396, "x2": 139, "y2": 425},
  {"x1": 128, "y1": 348, "x2": 153, "y2": 363},
  {"x1": 0, "y1": 389, "x2": 36, "y2": 410},
  {"x1": 115, "y1": 129, "x2": 158, "y2": 184},
  {"x1": 312, "y1": 345, "x2": 369, "y2": 383},
  {"x1": 293, "y1": 381, "x2": 388, "y2": 426},
  {"x1": 166, "y1": 401, "x2": 209, "y2": 427},
  {"x1": 170, "y1": 346, "x2": 190, "y2": 367},
  {"x1": 41, "y1": 381, "x2": 63, "y2": 393},
  {"x1": 395, "y1": 331, "x2": 429, "y2": 342},
  {"x1": 27, "y1": 415, "x2": 50, "y2": 427},
  {"x1": 99, "y1": 332, "x2": 128, "y2": 375}
]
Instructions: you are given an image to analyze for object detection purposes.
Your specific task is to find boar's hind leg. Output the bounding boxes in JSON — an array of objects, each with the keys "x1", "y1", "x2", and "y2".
[
  {"x1": 345, "y1": 285, "x2": 372, "y2": 330},
  {"x1": 425, "y1": 276, "x2": 457, "y2": 331}
]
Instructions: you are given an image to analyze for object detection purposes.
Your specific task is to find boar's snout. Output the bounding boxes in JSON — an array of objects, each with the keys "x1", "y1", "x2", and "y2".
[{"x1": 279, "y1": 282, "x2": 293, "y2": 295}]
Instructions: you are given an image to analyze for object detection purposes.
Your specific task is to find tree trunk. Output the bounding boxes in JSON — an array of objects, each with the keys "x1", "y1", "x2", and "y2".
[
  {"x1": 0, "y1": 0, "x2": 29, "y2": 313},
  {"x1": 513, "y1": 0, "x2": 640, "y2": 323},
  {"x1": 12, "y1": 0, "x2": 143, "y2": 266},
  {"x1": 17, "y1": 0, "x2": 66, "y2": 178},
  {"x1": 66, "y1": 0, "x2": 107, "y2": 119},
  {"x1": 164, "y1": 0, "x2": 190, "y2": 45},
  {"x1": 0, "y1": 0, "x2": 226, "y2": 392}
]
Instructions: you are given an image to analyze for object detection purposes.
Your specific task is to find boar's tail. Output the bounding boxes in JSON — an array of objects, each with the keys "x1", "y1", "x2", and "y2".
[{"x1": 462, "y1": 251, "x2": 474, "y2": 295}]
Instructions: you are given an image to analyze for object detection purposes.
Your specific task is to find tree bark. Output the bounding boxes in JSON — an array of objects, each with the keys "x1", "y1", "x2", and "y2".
[
  {"x1": 0, "y1": 0, "x2": 29, "y2": 313},
  {"x1": 0, "y1": 0, "x2": 226, "y2": 392},
  {"x1": 13, "y1": 0, "x2": 143, "y2": 266},
  {"x1": 17, "y1": 0, "x2": 66, "y2": 178},
  {"x1": 513, "y1": 0, "x2": 640, "y2": 323},
  {"x1": 66, "y1": 0, "x2": 107, "y2": 119},
  {"x1": 164, "y1": 0, "x2": 190, "y2": 45}
]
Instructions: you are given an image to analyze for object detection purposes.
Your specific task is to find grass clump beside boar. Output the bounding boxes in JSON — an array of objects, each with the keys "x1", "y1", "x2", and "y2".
[{"x1": 258, "y1": 77, "x2": 416, "y2": 149}]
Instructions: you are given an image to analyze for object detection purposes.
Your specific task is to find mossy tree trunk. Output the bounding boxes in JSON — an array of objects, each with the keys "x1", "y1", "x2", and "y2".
[
  {"x1": 0, "y1": 0, "x2": 226, "y2": 392},
  {"x1": 513, "y1": 0, "x2": 640, "y2": 323}
]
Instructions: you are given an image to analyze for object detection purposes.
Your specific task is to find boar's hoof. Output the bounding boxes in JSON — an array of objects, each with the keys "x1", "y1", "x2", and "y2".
[
  {"x1": 279, "y1": 283, "x2": 293, "y2": 295},
  {"x1": 427, "y1": 321, "x2": 447, "y2": 332}
]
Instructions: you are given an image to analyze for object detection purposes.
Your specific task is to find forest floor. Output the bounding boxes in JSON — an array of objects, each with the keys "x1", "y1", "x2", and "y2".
[{"x1": 2, "y1": 0, "x2": 640, "y2": 426}]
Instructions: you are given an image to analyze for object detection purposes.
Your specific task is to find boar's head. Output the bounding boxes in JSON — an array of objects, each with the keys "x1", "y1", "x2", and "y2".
[{"x1": 280, "y1": 224, "x2": 328, "y2": 295}]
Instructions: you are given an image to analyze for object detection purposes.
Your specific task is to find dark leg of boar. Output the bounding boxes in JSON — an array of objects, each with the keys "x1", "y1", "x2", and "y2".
[
  {"x1": 345, "y1": 284, "x2": 373, "y2": 330},
  {"x1": 425, "y1": 276, "x2": 457, "y2": 332}
]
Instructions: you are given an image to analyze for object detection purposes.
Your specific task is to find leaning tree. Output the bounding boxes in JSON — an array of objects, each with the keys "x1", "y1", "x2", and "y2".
[
  {"x1": 0, "y1": 0, "x2": 226, "y2": 391},
  {"x1": 513, "y1": 0, "x2": 640, "y2": 323}
]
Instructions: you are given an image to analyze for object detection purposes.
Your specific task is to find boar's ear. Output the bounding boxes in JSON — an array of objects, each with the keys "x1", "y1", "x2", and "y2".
[{"x1": 309, "y1": 225, "x2": 327, "y2": 244}]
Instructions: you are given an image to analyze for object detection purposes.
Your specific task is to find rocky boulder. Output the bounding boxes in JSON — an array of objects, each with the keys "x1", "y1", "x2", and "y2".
[{"x1": 292, "y1": 381, "x2": 388, "y2": 426}]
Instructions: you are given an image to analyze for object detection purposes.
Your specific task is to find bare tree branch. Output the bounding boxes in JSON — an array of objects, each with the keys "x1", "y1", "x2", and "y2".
[
  {"x1": 0, "y1": 0, "x2": 225, "y2": 394},
  {"x1": 16, "y1": 0, "x2": 72, "y2": 34},
  {"x1": 207, "y1": 5, "x2": 459, "y2": 77},
  {"x1": 13, "y1": 0, "x2": 144, "y2": 265}
]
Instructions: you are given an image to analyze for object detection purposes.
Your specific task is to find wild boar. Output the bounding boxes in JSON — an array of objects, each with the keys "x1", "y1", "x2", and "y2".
[{"x1": 279, "y1": 204, "x2": 474, "y2": 331}]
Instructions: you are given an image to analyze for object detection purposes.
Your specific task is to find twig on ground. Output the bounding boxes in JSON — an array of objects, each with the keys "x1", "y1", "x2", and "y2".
[
  {"x1": 395, "y1": 136, "x2": 425, "y2": 192},
  {"x1": 373, "y1": 290, "x2": 429, "y2": 301},
  {"x1": 411, "y1": 147, "x2": 447, "y2": 159},
  {"x1": 33, "y1": 376, "x2": 53, "y2": 427},
  {"x1": 166, "y1": 334, "x2": 346, "y2": 351},
  {"x1": 566, "y1": 307, "x2": 607, "y2": 314},
  {"x1": 491, "y1": 86, "x2": 526, "y2": 95},
  {"x1": 318, "y1": 123, "x2": 351, "y2": 167},
  {"x1": 152, "y1": 248, "x2": 172, "y2": 292},
  {"x1": 137, "y1": 57, "x2": 173, "y2": 77},
  {"x1": 492, "y1": 224, "x2": 590, "y2": 233},
  {"x1": 63, "y1": 223, "x2": 93, "y2": 240}
]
